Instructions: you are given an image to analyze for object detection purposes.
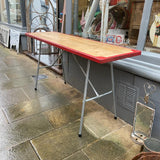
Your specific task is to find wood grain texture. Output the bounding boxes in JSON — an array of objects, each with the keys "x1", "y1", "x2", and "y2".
[{"x1": 26, "y1": 32, "x2": 141, "y2": 64}]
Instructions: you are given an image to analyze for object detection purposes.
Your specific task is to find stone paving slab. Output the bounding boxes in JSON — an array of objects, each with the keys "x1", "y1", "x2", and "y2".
[
  {"x1": 83, "y1": 125, "x2": 141, "y2": 160},
  {"x1": 0, "y1": 73, "x2": 9, "y2": 82},
  {"x1": 0, "y1": 62, "x2": 37, "y2": 74},
  {"x1": 0, "y1": 46, "x2": 12, "y2": 57},
  {"x1": 42, "y1": 77, "x2": 73, "y2": 93},
  {"x1": 84, "y1": 109, "x2": 126, "y2": 138},
  {"x1": 103, "y1": 125, "x2": 140, "y2": 151},
  {"x1": 0, "y1": 109, "x2": 8, "y2": 125},
  {"x1": 59, "y1": 88, "x2": 83, "y2": 103},
  {"x1": 64, "y1": 151, "x2": 89, "y2": 160},
  {"x1": 44, "y1": 100, "x2": 104, "y2": 129},
  {"x1": 0, "y1": 65, "x2": 9, "y2": 72},
  {"x1": 3, "y1": 55, "x2": 37, "y2": 67},
  {"x1": 2, "y1": 57, "x2": 44, "y2": 80},
  {"x1": 4, "y1": 57, "x2": 30, "y2": 67},
  {"x1": 42, "y1": 77, "x2": 83, "y2": 102},
  {"x1": 0, "y1": 113, "x2": 52, "y2": 151},
  {"x1": 0, "y1": 61, "x2": 8, "y2": 71},
  {"x1": 0, "y1": 141, "x2": 39, "y2": 160},
  {"x1": 4, "y1": 93, "x2": 69, "y2": 123},
  {"x1": 31, "y1": 121, "x2": 96, "y2": 160},
  {"x1": 0, "y1": 88, "x2": 29, "y2": 108},
  {"x1": 83, "y1": 139, "x2": 126, "y2": 160},
  {"x1": 0, "y1": 77, "x2": 34, "y2": 90},
  {"x1": 5, "y1": 69, "x2": 36, "y2": 80},
  {"x1": 115, "y1": 144, "x2": 141, "y2": 160},
  {"x1": 0, "y1": 65, "x2": 21, "y2": 74},
  {"x1": 21, "y1": 83, "x2": 54, "y2": 100}
]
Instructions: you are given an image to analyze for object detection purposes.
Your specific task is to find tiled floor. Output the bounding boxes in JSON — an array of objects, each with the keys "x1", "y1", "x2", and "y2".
[{"x1": 0, "y1": 45, "x2": 141, "y2": 160}]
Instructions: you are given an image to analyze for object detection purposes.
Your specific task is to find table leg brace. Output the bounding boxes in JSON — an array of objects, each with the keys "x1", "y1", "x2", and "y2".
[
  {"x1": 78, "y1": 61, "x2": 117, "y2": 137},
  {"x1": 34, "y1": 48, "x2": 63, "y2": 90}
]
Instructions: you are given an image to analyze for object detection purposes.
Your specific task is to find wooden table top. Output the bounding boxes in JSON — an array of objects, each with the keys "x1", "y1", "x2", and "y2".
[{"x1": 26, "y1": 32, "x2": 141, "y2": 64}]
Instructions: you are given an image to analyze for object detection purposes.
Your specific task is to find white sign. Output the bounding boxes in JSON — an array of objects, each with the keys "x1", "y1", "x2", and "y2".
[
  {"x1": 106, "y1": 34, "x2": 124, "y2": 45},
  {"x1": 10, "y1": 29, "x2": 20, "y2": 53},
  {"x1": 0, "y1": 25, "x2": 10, "y2": 47}
]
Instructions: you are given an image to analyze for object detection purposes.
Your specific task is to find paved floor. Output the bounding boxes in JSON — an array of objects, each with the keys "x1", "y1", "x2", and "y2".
[{"x1": 0, "y1": 45, "x2": 141, "y2": 160}]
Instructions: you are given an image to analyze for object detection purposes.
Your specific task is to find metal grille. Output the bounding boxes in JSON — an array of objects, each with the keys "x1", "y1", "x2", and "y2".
[{"x1": 116, "y1": 82, "x2": 138, "y2": 112}]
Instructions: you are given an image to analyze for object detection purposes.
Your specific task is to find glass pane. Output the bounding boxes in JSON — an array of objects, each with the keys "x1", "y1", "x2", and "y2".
[
  {"x1": 8, "y1": 0, "x2": 22, "y2": 25},
  {"x1": 77, "y1": 0, "x2": 144, "y2": 47},
  {"x1": 30, "y1": 0, "x2": 56, "y2": 32},
  {"x1": 128, "y1": 0, "x2": 144, "y2": 46},
  {"x1": 0, "y1": 0, "x2": 8, "y2": 23},
  {"x1": 134, "y1": 102, "x2": 155, "y2": 138},
  {"x1": 144, "y1": 0, "x2": 160, "y2": 53}
]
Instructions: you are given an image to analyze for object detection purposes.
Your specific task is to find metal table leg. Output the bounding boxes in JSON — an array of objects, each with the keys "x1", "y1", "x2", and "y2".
[
  {"x1": 61, "y1": 50, "x2": 66, "y2": 84},
  {"x1": 34, "y1": 46, "x2": 63, "y2": 90},
  {"x1": 35, "y1": 41, "x2": 42, "y2": 90},
  {"x1": 110, "y1": 62, "x2": 117, "y2": 119},
  {"x1": 78, "y1": 60, "x2": 117, "y2": 137},
  {"x1": 79, "y1": 60, "x2": 91, "y2": 137}
]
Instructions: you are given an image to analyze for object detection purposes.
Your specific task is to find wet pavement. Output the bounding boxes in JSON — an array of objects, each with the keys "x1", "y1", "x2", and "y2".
[{"x1": 0, "y1": 45, "x2": 141, "y2": 160}]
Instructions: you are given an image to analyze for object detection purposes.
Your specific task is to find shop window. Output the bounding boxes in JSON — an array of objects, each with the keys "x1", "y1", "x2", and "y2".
[
  {"x1": 144, "y1": 1, "x2": 160, "y2": 53},
  {"x1": 0, "y1": 0, "x2": 8, "y2": 23},
  {"x1": 78, "y1": 0, "x2": 145, "y2": 47},
  {"x1": 8, "y1": 0, "x2": 22, "y2": 25}
]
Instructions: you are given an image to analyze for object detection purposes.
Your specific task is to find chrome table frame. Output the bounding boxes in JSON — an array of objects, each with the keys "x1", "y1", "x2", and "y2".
[
  {"x1": 35, "y1": 46, "x2": 117, "y2": 137},
  {"x1": 25, "y1": 32, "x2": 140, "y2": 137},
  {"x1": 72, "y1": 55, "x2": 117, "y2": 137}
]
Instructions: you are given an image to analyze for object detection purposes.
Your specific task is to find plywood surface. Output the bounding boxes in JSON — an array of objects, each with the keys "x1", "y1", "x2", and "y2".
[{"x1": 26, "y1": 32, "x2": 141, "y2": 64}]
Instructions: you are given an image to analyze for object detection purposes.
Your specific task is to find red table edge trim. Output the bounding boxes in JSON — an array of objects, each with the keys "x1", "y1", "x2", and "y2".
[{"x1": 25, "y1": 32, "x2": 141, "y2": 64}]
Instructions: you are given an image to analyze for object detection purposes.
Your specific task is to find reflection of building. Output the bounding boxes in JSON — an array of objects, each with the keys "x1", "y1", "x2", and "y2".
[
  {"x1": 0, "y1": 0, "x2": 57, "y2": 52},
  {"x1": 0, "y1": 0, "x2": 7, "y2": 22},
  {"x1": 2, "y1": 9, "x2": 8, "y2": 22},
  {"x1": 0, "y1": 0, "x2": 27, "y2": 51}
]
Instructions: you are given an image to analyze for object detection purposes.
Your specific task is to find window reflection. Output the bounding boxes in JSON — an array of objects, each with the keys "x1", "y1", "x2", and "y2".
[
  {"x1": 8, "y1": 0, "x2": 22, "y2": 25},
  {"x1": 79, "y1": 0, "x2": 144, "y2": 47},
  {"x1": 145, "y1": 1, "x2": 160, "y2": 53},
  {"x1": 0, "y1": 0, "x2": 7, "y2": 23}
]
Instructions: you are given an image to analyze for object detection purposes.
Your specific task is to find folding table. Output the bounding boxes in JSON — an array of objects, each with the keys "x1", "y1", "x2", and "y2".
[{"x1": 26, "y1": 31, "x2": 141, "y2": 137}]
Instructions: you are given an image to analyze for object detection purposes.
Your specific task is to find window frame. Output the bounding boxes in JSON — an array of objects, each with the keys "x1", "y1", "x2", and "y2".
[
  {"x1": 136, "y1": 0, "x2": 154, "y2": 51},
  {"x1": 0, "y1": 0, "x2": 26, "y2": 28}
]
